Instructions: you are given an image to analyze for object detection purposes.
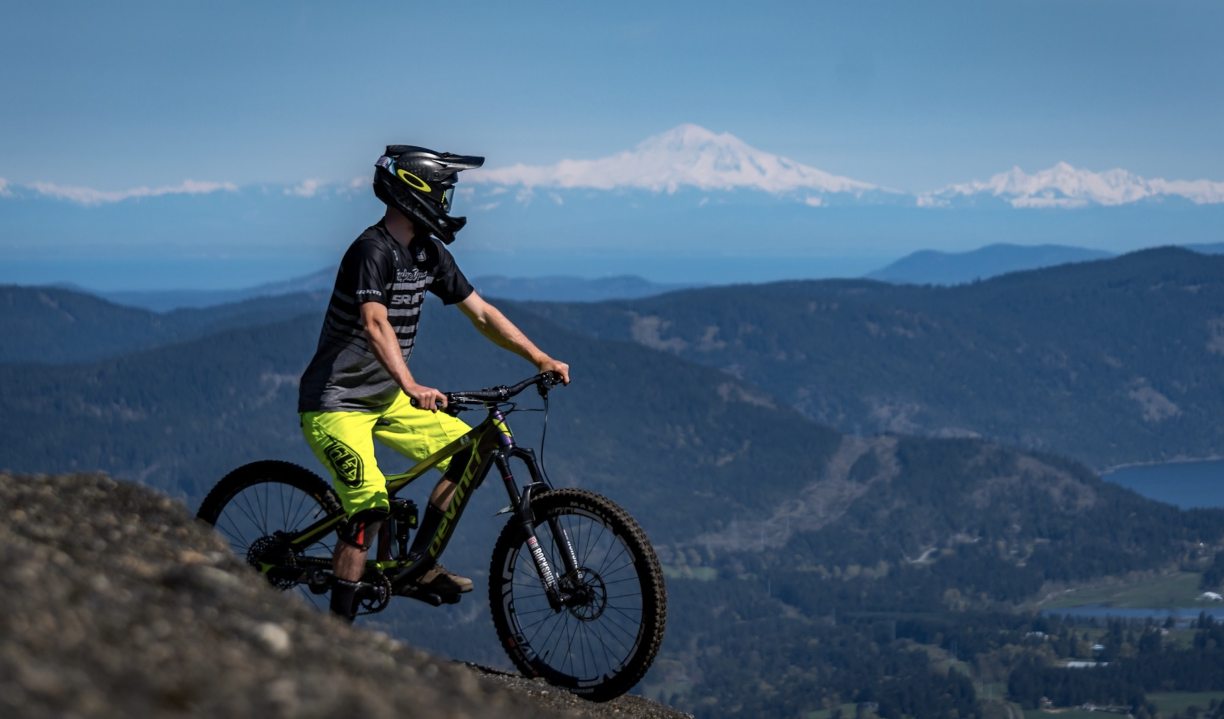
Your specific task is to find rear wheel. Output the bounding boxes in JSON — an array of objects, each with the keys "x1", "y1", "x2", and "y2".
[
  {"x1": 197, "y1": 460, "x2": 341, "y2": 610},
  {"x1": 488, "y1": 489, "x2": 667, "y2": 702}
]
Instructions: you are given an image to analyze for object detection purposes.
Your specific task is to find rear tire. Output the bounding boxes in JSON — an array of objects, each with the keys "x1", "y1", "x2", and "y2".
[
  {"x1": 488, "y1": 489, "x2": 667, "y2": 702},
  {"x1": 197, "y1": 460, "x2": 341, "y2": 610}
]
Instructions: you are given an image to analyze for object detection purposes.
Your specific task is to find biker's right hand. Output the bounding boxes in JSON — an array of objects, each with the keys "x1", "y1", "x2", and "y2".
[{"x1": 405, "y1": 383, "x2": 447, "y2": 412}]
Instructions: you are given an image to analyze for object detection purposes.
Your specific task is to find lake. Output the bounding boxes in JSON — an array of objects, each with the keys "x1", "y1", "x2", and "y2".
[
  {"x1": 1103, "y1": 459, "x2": 1224, "y2": 509},
  {"x1": 1040, "y1": 460, "x2": 1224, "y2": 624}
]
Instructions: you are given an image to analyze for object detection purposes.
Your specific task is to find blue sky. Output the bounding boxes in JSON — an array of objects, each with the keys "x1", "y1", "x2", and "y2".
[{"x1": 2, "y1": 1, "x2": 1222, "y2": 289}]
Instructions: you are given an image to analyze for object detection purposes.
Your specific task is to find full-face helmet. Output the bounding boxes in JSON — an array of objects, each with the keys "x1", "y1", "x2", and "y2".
[{"x1": 373, "y1": 145, "x2": 485, "y2": 244}]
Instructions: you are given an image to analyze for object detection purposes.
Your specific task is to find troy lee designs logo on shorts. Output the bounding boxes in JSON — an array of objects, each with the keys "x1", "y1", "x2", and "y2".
[{"x1": 324, "y1": 440, "x2": 363, "y2": 488}]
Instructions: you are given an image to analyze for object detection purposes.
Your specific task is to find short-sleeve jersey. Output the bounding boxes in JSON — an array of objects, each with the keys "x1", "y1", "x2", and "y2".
[{"x1": 298, "y1": 221, "x2": 474, "y2": 412}]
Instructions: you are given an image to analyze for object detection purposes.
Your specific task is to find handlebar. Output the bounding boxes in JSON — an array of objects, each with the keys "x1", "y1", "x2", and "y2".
[{"x1": 410, "y1": 372, "x2": 562, "y2": 412}]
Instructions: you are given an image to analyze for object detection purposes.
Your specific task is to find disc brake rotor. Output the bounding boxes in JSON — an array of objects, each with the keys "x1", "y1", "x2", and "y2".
[{"x1": 563, "y1": 567, "x2": 608, "y2": 621}]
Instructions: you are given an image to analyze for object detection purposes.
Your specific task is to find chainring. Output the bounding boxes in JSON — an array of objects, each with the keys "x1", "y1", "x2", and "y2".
[{"x1": 356, "y1": 569, "x2": 394, "y2": 615}]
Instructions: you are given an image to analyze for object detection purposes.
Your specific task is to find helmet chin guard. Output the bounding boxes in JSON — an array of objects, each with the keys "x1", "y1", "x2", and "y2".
[{"x1": 373, "y1": 145, "x2": 484, "y2": 244}]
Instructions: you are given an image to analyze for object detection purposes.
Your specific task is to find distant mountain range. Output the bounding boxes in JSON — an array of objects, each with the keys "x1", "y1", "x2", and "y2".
[
  {"x1": 866, "y1": 244, "x2": 1115, "y2": 285},
  {"x1": 6, "y1": 125, "x2": 1224, "y2": 287},
  {"x1": 47, "y1": 272, "x2": 695, "y2": 312},
  {"x1": 36, "y1": 241, "x2": 1224, "y2": 312},
  {"x1": 868, "y1": 241, "x2": 1224, "y2": 286}
]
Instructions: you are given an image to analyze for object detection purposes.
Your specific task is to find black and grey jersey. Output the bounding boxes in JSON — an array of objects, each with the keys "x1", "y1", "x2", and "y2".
[{"x1": 298, "y1": 221, "x2": 474, "y2": 413}]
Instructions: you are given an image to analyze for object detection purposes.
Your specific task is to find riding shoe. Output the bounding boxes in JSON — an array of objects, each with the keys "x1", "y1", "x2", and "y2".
[{"x1": 415, "y1": 563, "x2": 473, "y2": 595}]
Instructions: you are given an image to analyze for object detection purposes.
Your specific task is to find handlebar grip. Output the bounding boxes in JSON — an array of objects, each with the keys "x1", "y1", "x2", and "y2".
[{"x1": 408, "y1": 397, "x2": 446, "y2": 410}]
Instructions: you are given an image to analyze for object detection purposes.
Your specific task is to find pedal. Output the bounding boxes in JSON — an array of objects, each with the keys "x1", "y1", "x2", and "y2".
[
  {"x1": 305, "y1": 567, "x2": 332, "y2": 595},
  {"x1": 393, "y1": 584, "x2": 462, "y2": 607},
  {"x1": 394, "y1": 584, "x2": 442, "y2": 606}
]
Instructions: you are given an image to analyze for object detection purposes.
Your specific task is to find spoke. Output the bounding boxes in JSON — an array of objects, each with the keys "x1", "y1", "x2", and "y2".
[
  {"x1": 258, "y1": 482, "x2": 270, "y2": 535},
  {"x1": 517, "y1": 611, "x2": 564, "y2": 633},
  {"x1": 603, "y1": 605, "x2": 645, "y2": 643},
  {"x1": 596, "y1": 553, "x2": 634, "y2": 578},
  {"x1": 600, "y1": 576, "x2": 645, "y2": 586},
  {"x1": 214, "y1": 520, "x2": 248, "y2": 551},
  {"x1": 527, "y1": 608, "x2": 566, "y2": 648},
  {"x1": 512, "y1": 605, "x2": 559, "y2": 616},
  {"x1": 286, "y1": 484, "x2": 309, "y2": 529},
  {"x1": 578, "y1": 514, "x2": 597, "y2": 568},
  {"x1": 233, "y1": 490, "x2": 265, "y2": 535},
  {"x1": 604, "y1": 592, "x2": 646, "y2": 605},
  {"x1": 593, "y1": 624, "x2": 617, "y2": 672},
  {"x1": 562, "y1": 612, "x2": 576, "y2": 675},
  {"x1": 596, "y1": 541, "x2": 629, "y2": 577},
  {"x1": 577, "y1": 614, "x2": 592, "y2": 679}
]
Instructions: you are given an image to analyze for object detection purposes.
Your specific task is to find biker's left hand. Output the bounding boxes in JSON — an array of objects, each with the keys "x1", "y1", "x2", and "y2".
[{"x1": 537, "y1": 357, "x2": 570, "y2": 385}]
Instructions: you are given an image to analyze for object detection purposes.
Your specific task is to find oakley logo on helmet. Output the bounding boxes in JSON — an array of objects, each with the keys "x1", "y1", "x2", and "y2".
[{"x1": 396, "y1": 169, "x2": 431, "y2": 192}]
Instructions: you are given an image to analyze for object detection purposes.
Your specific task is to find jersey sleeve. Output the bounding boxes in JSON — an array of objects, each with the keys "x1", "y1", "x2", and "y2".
[
  {"x1": 343, "y1": 239, "x2": 393, "y2": 306},
  {"x1": 428, "y1": 241, "x2": 475, "y2": 305}
]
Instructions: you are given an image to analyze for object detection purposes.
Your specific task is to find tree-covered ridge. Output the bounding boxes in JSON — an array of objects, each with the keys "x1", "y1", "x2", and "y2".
[
  {"x1": 4, "y1": 283, "x2": 1224, "y2": 719},
  {"x1": 0, "y1": 284, "x2": 326, "y2": 364},
  {"x1": 523, "y1": 247, "x2": 1224, "y2": 468}
]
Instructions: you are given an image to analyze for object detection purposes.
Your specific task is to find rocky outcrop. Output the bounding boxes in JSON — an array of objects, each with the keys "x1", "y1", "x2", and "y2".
[{"x1": 0, "y1": 472, "x2": 688, "y2": 719}]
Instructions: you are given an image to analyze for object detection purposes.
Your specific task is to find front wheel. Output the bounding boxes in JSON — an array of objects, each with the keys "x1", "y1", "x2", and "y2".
[{"x1": 488, "y1": 489, "x2": 667, "y2": 702}]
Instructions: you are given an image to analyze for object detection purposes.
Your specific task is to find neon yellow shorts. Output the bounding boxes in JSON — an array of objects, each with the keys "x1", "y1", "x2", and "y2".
[{"x1": 300, "y1": 391, "x2": 472, "y2": 517}]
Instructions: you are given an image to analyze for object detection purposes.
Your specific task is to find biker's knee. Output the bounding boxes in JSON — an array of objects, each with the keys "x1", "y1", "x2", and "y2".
[{"x1": 337, "y1": 507, "x2": 390, "y2": 551}]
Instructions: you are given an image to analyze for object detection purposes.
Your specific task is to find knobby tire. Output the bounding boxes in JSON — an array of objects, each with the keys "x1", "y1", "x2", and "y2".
[{"x1": 488, "y1": 488, "x2": 667, "y2": 702}]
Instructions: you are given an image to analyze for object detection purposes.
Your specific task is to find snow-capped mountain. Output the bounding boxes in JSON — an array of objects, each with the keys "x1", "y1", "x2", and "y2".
[
  {"x1": 920, "y1": 162, "x2": 1224, "y2": 208},
  {"x1": 468, "y1": 124, "x2": 884, "y2": 198}
]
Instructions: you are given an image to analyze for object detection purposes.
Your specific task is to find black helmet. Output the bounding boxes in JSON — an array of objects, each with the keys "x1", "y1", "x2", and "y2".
[{"x1": 373, "y1": 145, "x2": 485, "y2": 244}]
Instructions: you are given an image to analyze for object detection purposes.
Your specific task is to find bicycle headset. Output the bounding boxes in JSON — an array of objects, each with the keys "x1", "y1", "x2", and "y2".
[{"x1": 373, "y1": 145, "x2": 485, "y2": 245}]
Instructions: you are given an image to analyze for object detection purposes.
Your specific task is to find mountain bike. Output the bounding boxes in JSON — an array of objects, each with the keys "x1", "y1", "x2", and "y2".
[{"x1": 196, "y1": 372, "x2": 666, "y2": 702}]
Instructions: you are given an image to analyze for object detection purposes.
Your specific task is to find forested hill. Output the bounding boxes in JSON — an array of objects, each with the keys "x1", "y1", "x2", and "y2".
[
  {"x1": 0, "y1": 284, "x2": 326, "y2": 364},
  {"x1": 3, "y1": 285, "x2": 1224, "y2": 719},
  {"x1": 521, "y1": 247, "x2": 1224, "y2": 468}
]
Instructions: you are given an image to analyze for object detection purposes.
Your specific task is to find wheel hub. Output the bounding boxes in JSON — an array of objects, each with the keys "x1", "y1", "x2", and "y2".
[{"x1": 562, "y1": 567, "x2": 607, "y2": 620}]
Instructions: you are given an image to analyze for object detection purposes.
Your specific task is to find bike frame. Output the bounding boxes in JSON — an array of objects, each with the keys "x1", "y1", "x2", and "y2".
[{"x1": 275, "y1": 400, "x2": 582, "y2": 607}]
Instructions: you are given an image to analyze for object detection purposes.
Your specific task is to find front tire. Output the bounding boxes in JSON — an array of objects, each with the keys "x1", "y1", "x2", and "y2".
[
  {"x1": 488, "y1": 489, "x2": 667, "y2": 702},
  {"x1": 197, "y1": 460, "x2": 341, "y2": 610}
]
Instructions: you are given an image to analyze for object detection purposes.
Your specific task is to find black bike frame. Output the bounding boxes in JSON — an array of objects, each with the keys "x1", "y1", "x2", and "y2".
[{"x1": 281, "y1": 400, "x2": 582, "y2": 605}]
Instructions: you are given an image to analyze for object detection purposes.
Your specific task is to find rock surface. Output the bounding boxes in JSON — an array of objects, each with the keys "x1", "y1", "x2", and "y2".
[{"x1": 0, "y1": 472, "x2": 689, "y2": 719}]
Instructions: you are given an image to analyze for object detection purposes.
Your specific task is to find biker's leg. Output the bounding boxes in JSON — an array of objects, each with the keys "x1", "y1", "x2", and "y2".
[
  {"x1": 329, "y1": 508, "x2": 388, "y2": 619},
  {"x1": 301, "y1": 410, "x2": 391, "y2": 619},
  {"x1": 374, "y1": 392, "x2": 474, "y2": 579}
]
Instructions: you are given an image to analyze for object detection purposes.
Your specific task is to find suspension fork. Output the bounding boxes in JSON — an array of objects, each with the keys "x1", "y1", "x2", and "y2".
[{"x1": 496, "y1": 450, "x2": 582, "y2": 607}]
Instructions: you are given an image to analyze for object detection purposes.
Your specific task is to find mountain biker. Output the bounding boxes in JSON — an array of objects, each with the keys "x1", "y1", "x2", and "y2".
[{"x1": 297, "y1": 145, "x2": 570, "y2": 622}]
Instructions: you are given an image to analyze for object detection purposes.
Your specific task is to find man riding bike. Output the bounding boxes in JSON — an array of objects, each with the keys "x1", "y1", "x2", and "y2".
[{"x1": 297, "y1": 145, "x2": 570, "y2": 622}]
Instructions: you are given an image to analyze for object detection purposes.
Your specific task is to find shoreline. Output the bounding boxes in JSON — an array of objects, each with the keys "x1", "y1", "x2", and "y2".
[{"x1": 1098, "y1": 455, "x2": 1224, "y2": 475}]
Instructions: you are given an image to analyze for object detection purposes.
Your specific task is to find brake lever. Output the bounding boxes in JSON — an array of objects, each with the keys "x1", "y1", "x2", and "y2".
[{"x1": 537, "y1": 372, "x2": 557, "y2": 398}]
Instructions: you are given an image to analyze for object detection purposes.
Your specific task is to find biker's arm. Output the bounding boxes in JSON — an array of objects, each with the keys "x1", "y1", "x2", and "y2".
[
  {"x1": 456, "y1": 292, "x2": 570, "y2": 384},
  {"x1": 360, "y1": 302, "x2": 447, "y2": 410}
]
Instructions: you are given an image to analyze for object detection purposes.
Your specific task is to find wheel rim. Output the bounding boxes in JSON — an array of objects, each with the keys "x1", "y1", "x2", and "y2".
[
  {"x1": 211, "y1": 480, "x2": 335, "y2": 610},
  {"x1": 503, "y1": 507, "x2": 646, "y2": 685}
]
